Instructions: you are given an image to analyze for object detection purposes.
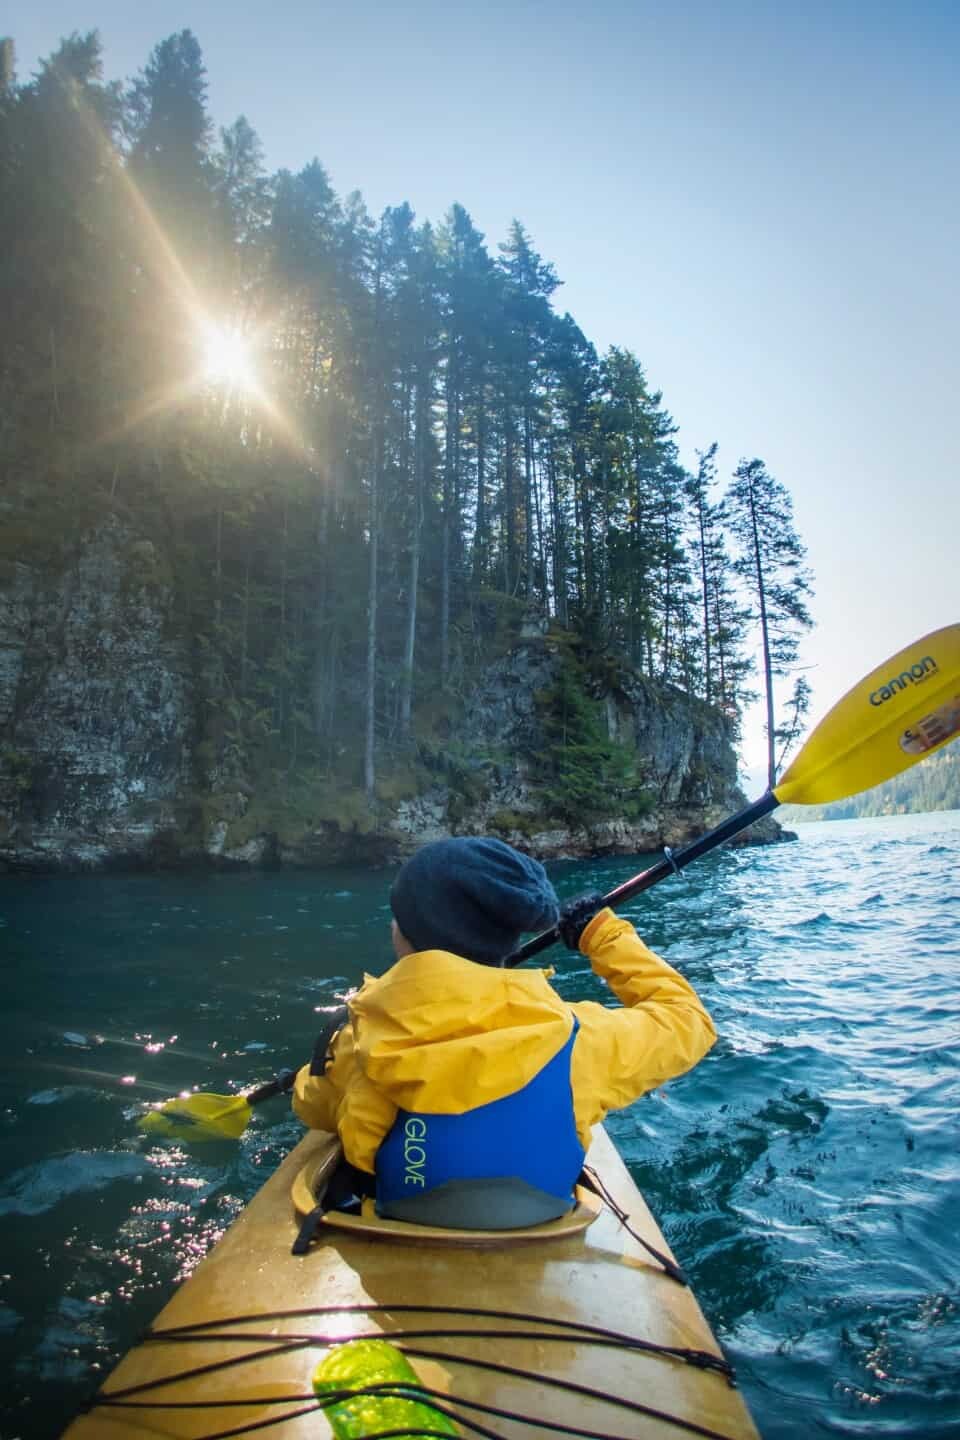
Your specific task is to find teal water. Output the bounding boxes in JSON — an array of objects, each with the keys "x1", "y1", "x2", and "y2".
[{"x1": 1, "y1": 811, "x2": 959, "y2": 1439}]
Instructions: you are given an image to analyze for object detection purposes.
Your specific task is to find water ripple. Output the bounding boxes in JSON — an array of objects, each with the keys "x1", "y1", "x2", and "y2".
[{"x1": 1, "y1": 812, "x2": 959, "y2": 1438}]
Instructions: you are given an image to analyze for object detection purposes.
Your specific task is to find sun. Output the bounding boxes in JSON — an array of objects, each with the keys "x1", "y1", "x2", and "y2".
[{"x1": 200, "y1": 323, "x2": 256, "y2": 389}]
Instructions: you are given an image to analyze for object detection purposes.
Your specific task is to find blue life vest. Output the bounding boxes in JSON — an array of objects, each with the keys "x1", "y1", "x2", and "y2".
[{"x1": 374, "y1": 1019, "x2": 584, "y2": 1230}]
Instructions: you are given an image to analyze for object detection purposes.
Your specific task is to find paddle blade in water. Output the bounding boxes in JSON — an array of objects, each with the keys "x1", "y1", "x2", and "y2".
[
  {"x1": 775, "y1": 623, "x2": 960, "y2": 806},
  {"x1": 312, "y1": 1339, "x2": 458, "y2": 1438},
  {"x1": 138, "y1": 1092, "x2": 253, "y2": 1141}
]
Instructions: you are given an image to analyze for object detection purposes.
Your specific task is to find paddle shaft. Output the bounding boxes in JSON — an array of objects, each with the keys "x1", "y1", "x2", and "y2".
[
  {"x1": 505, "y1": 791, "x2": 779, "y2": 967},
  {"x1": 244, "y1": 1067, "x2": 296, "y2": 1107}
]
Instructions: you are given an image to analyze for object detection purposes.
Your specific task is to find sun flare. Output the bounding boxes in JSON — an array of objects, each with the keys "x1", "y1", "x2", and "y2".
[{"x1": 201, "y1": 324, "x2": 256, "y2": 389}]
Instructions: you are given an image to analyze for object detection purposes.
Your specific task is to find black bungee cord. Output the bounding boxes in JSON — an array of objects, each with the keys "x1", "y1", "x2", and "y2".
[
  {"x1": 83, "y1": 1301, "x2": 743, "y2": 1440},
  {"x1": 140, "y1": 1302, "x2": 732, "y2": 1377},
  {"x1": 93, "y1": 1373, "x2": 740, "y2": 1440}
]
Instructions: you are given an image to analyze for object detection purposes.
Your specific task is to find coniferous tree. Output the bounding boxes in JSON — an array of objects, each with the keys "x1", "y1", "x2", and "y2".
[
  {"x1": 0, "y1": 32, "x2": 123, "y2": 469},
  {"x1": 126, "y1": 30, "x2": 212, "y2": 225},
  {"x1": 724, "y1": 458, "x2": 814, "y2": 786},
  {"x1": 436, "y1": 207, "x2": 497, "y2": 593},
  {"x1": 496, "y1": 221, "x2": 560, "y2": 600},
  {"x1": 395, "y1": 220, "x2": 441, "y2": 735},
  {"x1": 212, "y1": 115, "x2": 272, "y2": 310},
  {"x1": 684, "y1": 444, "x2": 753, "y2": 719},
  {"x1": 534, "y1": 657, "x2": 644, "y2": 824},
  {"x1": 598, "y1": 349, "x2": 686, "y2": 675},
  {"x1": 123, "y1": 30, "x2": 216, "y2": 465},
  {"x1": 0, "y1": 37, "x2": 14, "y2": 98},
  {"x1": 542, "y1": 314, "x2": 598, "y2": 625}
]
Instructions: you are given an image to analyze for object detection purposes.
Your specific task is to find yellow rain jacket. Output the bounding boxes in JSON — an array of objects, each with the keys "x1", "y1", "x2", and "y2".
[{"x1": 293, "y1": 908, "x2": 716, "y2": 1174}]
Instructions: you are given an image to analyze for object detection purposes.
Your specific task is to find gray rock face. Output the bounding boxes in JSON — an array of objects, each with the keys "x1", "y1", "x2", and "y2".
[
  {"x1": 0, "y1": 516, "x2": 193, "y2": 869},
  {"x1": 0, "y1": 526, "x2": 784, "y2": 870},
  {"x1": 388, "y1": 641, "x2": 775, "y2": 861}
]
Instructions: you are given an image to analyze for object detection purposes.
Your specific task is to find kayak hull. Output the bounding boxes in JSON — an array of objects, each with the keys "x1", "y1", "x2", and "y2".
[{"x1": 62, "y1": 1126, "x2": 760, "y2": 1439}]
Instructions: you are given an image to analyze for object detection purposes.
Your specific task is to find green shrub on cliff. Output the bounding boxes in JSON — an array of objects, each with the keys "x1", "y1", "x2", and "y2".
[{"x1": 534, "y1": 661, "x2": 651, "y2": 824}]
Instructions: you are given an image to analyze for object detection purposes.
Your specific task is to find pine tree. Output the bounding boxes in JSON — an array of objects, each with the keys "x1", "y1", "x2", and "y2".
[
  {"x1": 0, "y1": 37, "x2": 14, "y2": 97},
  {"x1": 126, "y1": 30, "x2": 212, "y2": 218},
  {"x1": 436, "y1": 206, "x2": 497, "y2": 593},
  {"x1": 0, "y1": 32, "x2": 124, "y2": 467},
  {"x1": 212, "y1": 115, "x2": 272, "y2": 306},
  {"x1": 598, "y1": 349, "x2": 684, "y2": 674},
  {"x1": 724, "y1": 458, "x2": 814, "y2": 786},
  {"x1": 496, "y1": 221, "x2": 560, "y2": 599},
  {"x1": 547, "y1": 315, "x2": 599, "y2": 625},
  {"x1": 395, "y1": 220, "x2": 441, "y2": 734},
  {"x1": 684, "y1": 444, "x2": 753, "y2": 719},
  {"x1": 122, "y1": 30, "x2": 216, "y2": 440}
]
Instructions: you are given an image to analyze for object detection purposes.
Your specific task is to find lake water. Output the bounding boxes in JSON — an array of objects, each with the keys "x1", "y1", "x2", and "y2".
[{"x1": 1, "y1": 811, "x2": 959, "y2": 1439}]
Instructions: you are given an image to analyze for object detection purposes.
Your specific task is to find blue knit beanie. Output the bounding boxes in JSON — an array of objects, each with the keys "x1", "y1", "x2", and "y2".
[{"x1": 389, "y1": 837, "x2": 559, "y2": 966}]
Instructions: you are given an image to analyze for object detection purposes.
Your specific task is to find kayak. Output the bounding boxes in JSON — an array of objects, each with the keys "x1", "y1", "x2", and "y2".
[{"x1": 62, "y1": 1125, "x2": 760, "y2": 1439}]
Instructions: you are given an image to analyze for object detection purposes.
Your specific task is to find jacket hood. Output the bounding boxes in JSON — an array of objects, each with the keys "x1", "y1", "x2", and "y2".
[{"x1": 349, "y1": 950, "x2": 573, "y2": 1114}]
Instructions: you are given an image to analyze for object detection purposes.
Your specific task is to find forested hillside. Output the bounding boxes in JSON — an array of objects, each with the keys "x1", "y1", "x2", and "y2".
[
  {"x1": 783, "y1": 740, "x2": 960, "y2": 822},
  {"x1": 0, "y1": 29, "x2": 812, "y2": 863}
]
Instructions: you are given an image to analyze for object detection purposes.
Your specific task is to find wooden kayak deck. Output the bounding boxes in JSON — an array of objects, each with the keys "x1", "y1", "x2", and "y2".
[{"x1": 63, "y1": 1126, "x2": 760, "y2": 1439}]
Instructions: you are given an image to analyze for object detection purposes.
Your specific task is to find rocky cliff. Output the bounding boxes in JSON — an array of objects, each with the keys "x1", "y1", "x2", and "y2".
[
  {"x1": 0, "y1": 516, "x2": 194, "y2": 869},
  {"x1": 388, "y1": 641, "x2": 770, "y2": 861},
  {"x1": 0, "y1": 517, "x2": 784, "y2": 871}
]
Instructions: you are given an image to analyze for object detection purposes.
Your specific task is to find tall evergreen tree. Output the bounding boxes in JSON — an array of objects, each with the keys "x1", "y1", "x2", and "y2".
[
  {"x1": 120, "y1": 29, "x2": 216, "y2": 448},
  {"x1": 545, "y1": 315, "x2": 599, "y2": 623},
  {"x1": 724, "y1": 458, "x2": 814, "y2": 786},
  {"x1": 496, "y1": 221, "x2": 560, "y2": 599},
  {"x1": 686, "y1": 445, "x2": 719, "y2": 699},
  {"x1": 684, "y1": 444, "x2": 753, "y2": 717},
  {"x1": 212, "y1": 115, "x2": 272, "y2": 308},
  {"x1": 598, "y1": 349, "x2": 685, "y2": 675},
  {"x1": 0, "y1": 37, "x2": 14, "y2": 97},
  {"x1": 0, "y1": 32, "x2": 123, "y2": 466},
  {"x1": 436, "y1": 205, "x2": 498, "y2": 592},
  {"x1": 395, "y1": 220, "x2": 441, "y2": 734},
  {"x1": 126, "y1": 30, "x2": 211, "y2": 198}
]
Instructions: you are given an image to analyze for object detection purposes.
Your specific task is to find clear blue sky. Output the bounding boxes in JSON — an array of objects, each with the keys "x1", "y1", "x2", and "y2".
[{"x1": 13, "y1": 0, "x2": 960, "y2": 775}]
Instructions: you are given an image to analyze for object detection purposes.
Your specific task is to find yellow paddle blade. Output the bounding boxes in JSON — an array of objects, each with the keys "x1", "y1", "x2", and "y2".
[
  {"x1": 138, "y1": 1092, "x2": 254, "y2": 1141},
  {"x1": 775, "y1": 623, "x2": 960, "y2": 806}
]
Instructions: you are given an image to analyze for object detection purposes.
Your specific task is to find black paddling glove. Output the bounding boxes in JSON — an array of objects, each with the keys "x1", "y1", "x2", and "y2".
[{"x1": 558, "y1": 891, "x2": 607, "y2": 951}]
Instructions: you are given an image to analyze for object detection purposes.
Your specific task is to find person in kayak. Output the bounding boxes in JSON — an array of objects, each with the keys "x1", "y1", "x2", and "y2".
[{"x1": 292, "y1": 836, "x2": 716, "y2": 1230}]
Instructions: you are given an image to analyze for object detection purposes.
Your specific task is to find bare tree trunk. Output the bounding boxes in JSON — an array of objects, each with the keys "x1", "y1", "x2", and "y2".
[
  {"x1": 400, "y1": 374, "x2": 425, "y2": 734},
  {"x1": 533, "y1": 451, "x2": 547, "y2": 609},
  {"x1": 692, "y1": 447, "x2": 717, "y2": 702},
  {"x1": 277, "y1": 491, "x2": 288, "y2": 736},
  {"x1": 49, "y1": 326, "x2": 61, "y2": 426},
  {"x1": 364, "y1": 228, "x2": 386, "y2": 799},
  {"x1": 695, "y1": 498, "x2": 712, "y2": 703},
  {"x1": 502, "y1": 402, "x2": 516, "y2": 593},
  {"x1": 240, "y1": 560, "x2": 250, "y2": 694},
  {"x1": 548, "y1": 435, "x2": 567, "y2": 625},
  {"x1": 523, "y1": 403, "x2": 534, "y2": 597},
  {"x1": 310, "y1": 459, "x2": 329, "y2": 738},
  {"x1": 215, "y1": 505, "x2": 223, "y2": 635},
  {"x1": 574, "y1": 434, "x2": 592, "y2": 611},
  {"x1": 711, "y1": 566, "x2": 730, "y2": 710},
  {"x1": 745, "y1": 479, "x2": 777, "y2": 790},
  {"x1": 472, "y1": 376, "x2": 487, "y2": 585},
  {"x1": 364, "y1": 463, "x2": 379, "y2": 798},
  {"x1": 440, "y1": 351, "x2": 458, "y2": 688}
]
